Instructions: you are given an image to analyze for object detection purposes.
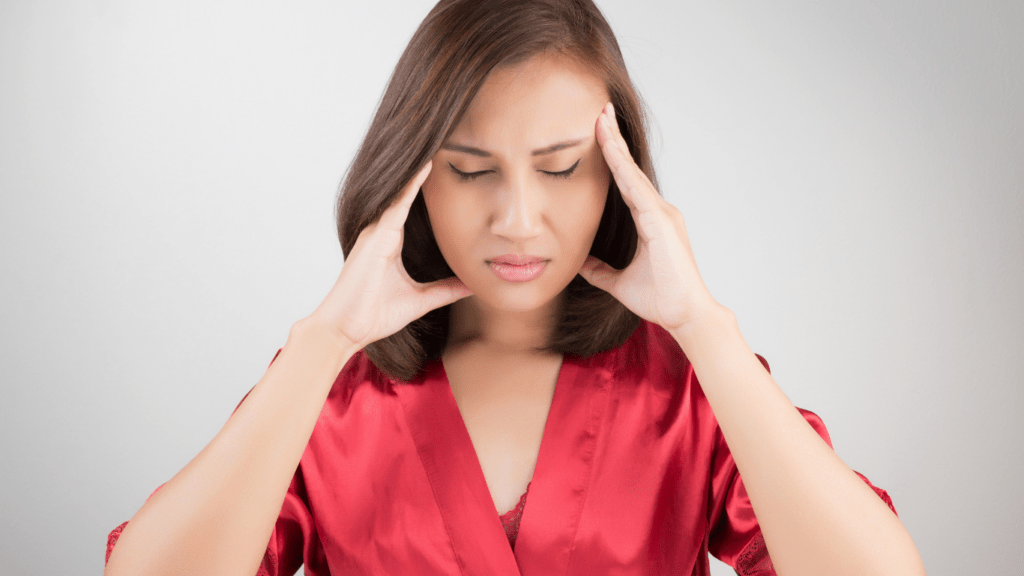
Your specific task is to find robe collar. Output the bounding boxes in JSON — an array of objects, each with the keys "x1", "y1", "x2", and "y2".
[{"x1": 395, "y1": 346, "x2": 619, "y2": 575}]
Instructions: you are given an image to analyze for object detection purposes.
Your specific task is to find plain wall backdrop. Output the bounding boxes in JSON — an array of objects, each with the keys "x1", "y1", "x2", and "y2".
[{"x1": 1, "y1": 0, "x2": 1021, "y2": 574}]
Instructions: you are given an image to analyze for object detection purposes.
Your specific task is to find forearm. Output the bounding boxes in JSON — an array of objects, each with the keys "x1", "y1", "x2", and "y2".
[
  {"x1": 671, "y1": 305, "x2": 924, "y2": 576},
  {"x1": 105, "y1": 321, "x2": 358, "y2": 576}
]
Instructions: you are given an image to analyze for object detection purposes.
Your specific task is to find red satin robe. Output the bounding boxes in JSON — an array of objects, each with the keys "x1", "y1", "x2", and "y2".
[{"x1": 106, "y1": 319, "x2": 897, "y2": 575}]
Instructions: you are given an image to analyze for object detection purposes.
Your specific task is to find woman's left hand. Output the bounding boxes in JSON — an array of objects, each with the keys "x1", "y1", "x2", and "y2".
[{"x1": 577, "y1": 102, "x2": 722, "y2": 334}]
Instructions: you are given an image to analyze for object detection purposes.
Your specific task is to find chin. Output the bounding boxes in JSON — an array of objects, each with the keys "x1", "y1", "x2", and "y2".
[{"x1": 463, "y1": 281, "x2": 558, "y2": 312}]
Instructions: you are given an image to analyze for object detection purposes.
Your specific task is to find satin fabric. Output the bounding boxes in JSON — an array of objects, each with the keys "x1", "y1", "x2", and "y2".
[{"x1": 106, "y1": 319, "x2": 896, "y2": 575}]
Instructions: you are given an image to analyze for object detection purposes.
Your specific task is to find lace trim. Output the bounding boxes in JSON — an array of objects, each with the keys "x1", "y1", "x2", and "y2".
[
  {"x1": 498, "y1": 481, "x2": 531, "y2": 549},
  {"x1": 854, "y1": 471, "x2": 899, "y2": 518},
  {"x1": 736, "y1": 532, "x2": 776, "y2": 576},
  {"x1": 258, "y1": 542, "x2": 278, "y2": 576},
  {"x1": 105, "y1": 521, "x2": 128, "y2": 565},
  {"x1": 105, "y1": 520, "x2": 278, "y2": 576},
  {"x1": 872, "y1": 485, "x2": 897, "y2": 516}
]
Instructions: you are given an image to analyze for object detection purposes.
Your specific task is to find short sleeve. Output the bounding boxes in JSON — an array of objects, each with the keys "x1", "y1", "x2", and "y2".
[
  {"x1": 706, "y1": 353, "x2": 898, "y2": 576},
  {"x1": 106, "y1": 348, "x2": 322, "y2": 576}
]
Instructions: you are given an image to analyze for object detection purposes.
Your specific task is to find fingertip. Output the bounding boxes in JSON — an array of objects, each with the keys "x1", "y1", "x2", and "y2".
[{"x1": 601, "y1": 115, "x2": 624, "y2": 150}]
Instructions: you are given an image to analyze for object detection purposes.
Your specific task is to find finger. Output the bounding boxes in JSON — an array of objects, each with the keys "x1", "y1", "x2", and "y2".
[
  {"x1": 597, "y1": 115, "x2": 641, "y2": 217},
  {"x1": 600, "y1": 102, "x2": 630, "y2": 155},
  {"x1": 380, "y1": 160, "x2": 432, "y2": 230},
  {"x1": 578, "y1": 255, "x2": 620, "y2": 294},
  {"x1": 598, "y1": 105, "x2": 651, "y2": 212},
  {"x1": 597, "y1": 104, "x2": 658, "y2": 215},
  {"x1": 420, "y1": 275, "x2": 474, "y2": 311}
]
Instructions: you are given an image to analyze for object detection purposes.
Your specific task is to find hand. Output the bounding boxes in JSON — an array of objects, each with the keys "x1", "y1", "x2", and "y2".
[
  {"x1": 301, "y1": 160, "x2": 474, "y2": 350},
  {"x1": 577, "y1": 102, "x2": 721, "y2": 334}
]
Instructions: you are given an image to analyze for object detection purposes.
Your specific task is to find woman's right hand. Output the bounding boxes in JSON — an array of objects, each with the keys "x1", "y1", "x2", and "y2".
[{"x1": 298, "y1": 160, "x2": 473, "y2": 351}]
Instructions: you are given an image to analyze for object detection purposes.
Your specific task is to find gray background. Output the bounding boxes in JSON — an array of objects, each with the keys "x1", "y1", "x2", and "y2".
[{"x1": 2, "y1": 1, "x2": 1021, "y2": 574}]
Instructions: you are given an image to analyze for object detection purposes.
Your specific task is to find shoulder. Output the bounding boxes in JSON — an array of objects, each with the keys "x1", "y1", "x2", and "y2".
[
  {"x1": 612, "y1": 320, "x2": 772, "y2": 398},
  {"x1": 322, "y1": 348, "x2": 399, "y2": 406},
  {"x1": 612, "y1": 319, "x2": 692, "y2": 392}
]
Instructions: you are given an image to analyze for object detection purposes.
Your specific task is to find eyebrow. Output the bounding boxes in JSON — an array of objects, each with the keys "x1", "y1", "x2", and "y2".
[{"x1": 441, "y1": 137, "x2": 588, "y2": 157}]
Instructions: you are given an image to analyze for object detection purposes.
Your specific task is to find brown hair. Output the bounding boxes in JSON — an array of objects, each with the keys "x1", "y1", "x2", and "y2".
[{"x1": 336, "y1": 0, "x2": 660, "y2": 382}]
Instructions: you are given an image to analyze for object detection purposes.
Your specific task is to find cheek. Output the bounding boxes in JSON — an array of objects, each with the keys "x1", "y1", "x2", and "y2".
[
  {"x1": 557, "y1": 179, "x2": 609, "y2": 249},
  {"x1": 422, "y1": 181, "x2": 476, "y2": 260},
  {"x1": 570, "y1": 150, "x2": 612, "y2": 230},
  {"x1": 576, "y1": 162, "x2": 611, "y2": 228}
]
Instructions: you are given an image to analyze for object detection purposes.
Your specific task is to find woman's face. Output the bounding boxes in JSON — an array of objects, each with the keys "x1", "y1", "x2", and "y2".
[{"x1": 422, "y1": 54, "x2": 612, "y2": 313}]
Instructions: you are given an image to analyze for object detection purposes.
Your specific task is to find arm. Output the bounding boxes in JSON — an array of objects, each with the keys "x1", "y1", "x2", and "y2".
[
  {"x1": 583, "y1": 101, "x2": 922, "y2": 573},
  {"x1": 104, "y1": 320, "x2": 358, "y2": 576},
  {"x1": 672, "y1": 304, "x2": 925, "y2": 576}
]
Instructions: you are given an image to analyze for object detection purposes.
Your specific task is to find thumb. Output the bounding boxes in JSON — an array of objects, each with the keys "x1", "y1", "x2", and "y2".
[
  {"x1": 579, "y1": 255, "x2": 618, "y2": 294},
  {"x1": 421, "y1": 276, "x2": 474, "y2": 310}
]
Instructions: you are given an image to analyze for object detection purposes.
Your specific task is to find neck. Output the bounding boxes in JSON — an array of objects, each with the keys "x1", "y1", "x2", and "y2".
[{"x1": 446, "y1": 291, "x2": 564, "y2": 355}]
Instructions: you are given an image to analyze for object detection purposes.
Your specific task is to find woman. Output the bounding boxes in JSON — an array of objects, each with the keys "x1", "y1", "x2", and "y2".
[{"x1": 103, "y1": 0, "x2": 924, "y2": 574}]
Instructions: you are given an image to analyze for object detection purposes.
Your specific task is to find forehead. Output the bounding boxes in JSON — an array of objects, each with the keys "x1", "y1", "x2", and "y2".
[{"x1": 447, "y1": 54, "x2": 608, "y2": 154}]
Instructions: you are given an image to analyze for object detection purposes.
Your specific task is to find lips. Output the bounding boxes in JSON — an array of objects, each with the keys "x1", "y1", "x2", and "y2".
[{"x1": 489, "y1": 254, "x2": 547, "y2": 265}]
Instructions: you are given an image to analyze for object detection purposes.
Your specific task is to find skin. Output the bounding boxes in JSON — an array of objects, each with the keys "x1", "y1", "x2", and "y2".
[
  {"x1": 422, "y1": 53, "x2": 612, "y2": 352},
  {"x1": 420, "y1": 53, "x2": 612, "y2": 514}
]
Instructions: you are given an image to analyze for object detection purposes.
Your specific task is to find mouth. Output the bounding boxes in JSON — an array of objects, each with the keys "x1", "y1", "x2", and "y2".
[
  {"x1": 488, "y1": 254, "x2": 547, "y2": 265},
  {"x1": 488, "y1": 259, "x2": 548, "y2": 282}
]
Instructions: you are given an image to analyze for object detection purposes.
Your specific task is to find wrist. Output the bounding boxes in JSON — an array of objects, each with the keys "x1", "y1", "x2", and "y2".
[
  {"x1": 668, "y1": 303, "x2": 737, "y2": 351},
  {"x1": 289, "y1": 317, "x2": 362, "y2": 361}
]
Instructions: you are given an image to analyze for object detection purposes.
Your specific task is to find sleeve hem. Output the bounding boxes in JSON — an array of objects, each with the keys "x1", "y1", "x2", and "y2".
[
  {"x1": 735, "y1": 531, "x2": 776, "y2": 576},
  {"x1": 853, "y1": 470, "x2": 899, "y2": 518},
  {"x1": 728, "y1": 471, "x2": 898, "y2": 576},
  {"x1": 105, "y1": 521, "x2": 128, "y2": 565},
  {"x1": 105, "y1": 521, "x2": 280, "y2": 576}
]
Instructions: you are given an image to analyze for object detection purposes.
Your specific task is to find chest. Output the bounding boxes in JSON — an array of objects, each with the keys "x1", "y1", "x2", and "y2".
[
  {"x1": 303, "y1": 341, "x2": 718, "y2": 574},
  {"x1": 442, "y1": 351, "x2": 563, "y2": 514}
]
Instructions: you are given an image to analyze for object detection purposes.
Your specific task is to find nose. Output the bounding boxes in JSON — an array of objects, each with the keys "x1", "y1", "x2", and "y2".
[{"x1": 490, "y1": 170, "x2": 544, "y2": 243}]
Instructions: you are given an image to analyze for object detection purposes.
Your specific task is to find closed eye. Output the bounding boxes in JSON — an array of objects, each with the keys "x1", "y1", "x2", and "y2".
[
  {"x1": 542, "y1": 159, "x2": 581, "y2": 180},
  {"x1": 449, "y1": 159, "x2": 581, "y2": 182},
  {"x1": 449, "y1": 164, "x2": 493, "y2": 182}
]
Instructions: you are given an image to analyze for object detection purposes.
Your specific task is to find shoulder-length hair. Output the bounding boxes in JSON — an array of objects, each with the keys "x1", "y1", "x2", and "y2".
[{"x1": 337, "y1": 0, "x2": 660, "y2": 383}]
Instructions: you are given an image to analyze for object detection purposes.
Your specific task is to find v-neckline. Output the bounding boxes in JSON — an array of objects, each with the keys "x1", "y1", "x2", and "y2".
[
  {"x1": 395, "y1": 349, "x2": 618, "y2": 575},
  {"x1": 440, "y1": 350, "x2": 562, "y2": 517}
]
